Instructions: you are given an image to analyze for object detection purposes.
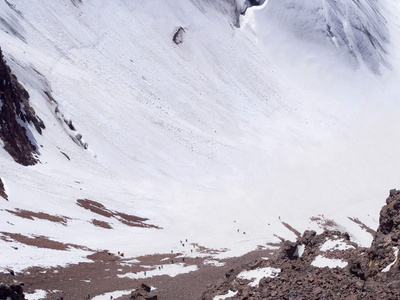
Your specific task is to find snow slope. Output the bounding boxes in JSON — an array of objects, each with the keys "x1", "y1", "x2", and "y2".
[{"x1": 1, "y1": 0, "x2": 400, "y2": 274}]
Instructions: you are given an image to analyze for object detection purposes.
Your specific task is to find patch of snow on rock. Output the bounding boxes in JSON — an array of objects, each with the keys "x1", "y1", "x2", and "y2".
[
  {"x1": 25, "y1": 289, "x2": 47, "y2": 300},
  {"x1": 203, "y1": 259, "x2": 226, "y2": 267},
  {"x1": 382, "y1": 248, "x2": 399, "y2": 272},
  {"x1": 237, "y1": 267, "x2": 281, "y2": 287},
  {"x1": 214, "y1": 289, "x2": 238, "y2": 300},
  {"x1": 311, "y1": 255, "x2": 348, "y2": 268},
  {"x1": 320, "y1": 238, "x2": 355, "y2": 251},
  {"x1": 293, "y1": 244, "x2": 305, "y2": 258},
  {"x1": 117, "y1": 263, "x2": 197, "y2": 279},
  {"x1": 91, "y1": 290, "x2": 132, "y2": 300}
]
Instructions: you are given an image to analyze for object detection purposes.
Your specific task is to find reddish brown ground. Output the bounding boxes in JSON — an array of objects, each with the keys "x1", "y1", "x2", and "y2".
[
  {"x1": 0, "y1": 232, "x2": 90, "y2": 251},
  {"x1": 5, "y1": 208, "x2": 68, "y2": 225},
  {"x1": 0, "y1": 247, "x2": 276, "y2": 300},
  {"x1": 77, "y1": 199, "x2": 161, "y2": 229}
]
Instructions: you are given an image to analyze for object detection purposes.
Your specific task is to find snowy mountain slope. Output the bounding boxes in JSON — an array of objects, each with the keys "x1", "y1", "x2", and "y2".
[
  {"x1": 242, "y1": 0, "x2": 390, "y2": 74},
  {"x1": 0, "y1": 0, "x2": 400, "y2": 278}
]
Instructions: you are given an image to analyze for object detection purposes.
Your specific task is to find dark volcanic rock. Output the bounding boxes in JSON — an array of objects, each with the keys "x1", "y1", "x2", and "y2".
[
  {"x1": 0, "y1": 283, "x2": 25, "y2": 300},
  {"x1": 130, "y1": 283, "x2": 158, "y2": 300},
  {"x1": 0, "y1": 178, "x2": 7, "y2": 200},
  {"x1": 173, "y1": 27, "x2": 185, "y2": 45},
  {"x1": 202, "y1": 189, "x2": 400, "y2": 300},
  {"x1": 0, "y1": 47, "x2": 45, "y2": 165}
]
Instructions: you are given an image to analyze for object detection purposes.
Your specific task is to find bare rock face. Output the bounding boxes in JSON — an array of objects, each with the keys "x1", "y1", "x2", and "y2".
[
  {"x1": 202, "y1": 189, "x2": 400, "y2": 300},
  {"x1": 369, "y1": 189, "x2": 400, "y2": 270},
  {"x1": 130, "y1": 283, "x2": 158, "y2": 300},
  {"x1": 0, "y1": 178, "x2": 7, "y2": 200},
  {"x1": 0, "y1": 283, "x2": 25, "y2": 300},
  {"x1": 0, "y1": 47, "x2": 45, "y2": 165}
]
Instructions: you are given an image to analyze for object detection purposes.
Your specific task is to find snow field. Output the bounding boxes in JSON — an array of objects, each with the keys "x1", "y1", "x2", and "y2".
[{"x1": 0, "y1": 0, "x2": 400, "y2": 274}]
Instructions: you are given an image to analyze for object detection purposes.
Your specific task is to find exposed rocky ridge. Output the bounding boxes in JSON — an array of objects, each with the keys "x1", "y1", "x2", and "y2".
[
  {"x1": 0, "y1": 47, "x2": 45, "y2": 165},
  {"x1": 0, "y1": 283, "x2": 25, "y2": 300},
  {"x1": 130, "y1": 283, "x2": 158, "y2": 300},
  {"x1": 202, "y1": 189, "x2": 400, "y2": 300},
  {"x1": 0, "y1": 178, "x2": 7, "y2": 200}
]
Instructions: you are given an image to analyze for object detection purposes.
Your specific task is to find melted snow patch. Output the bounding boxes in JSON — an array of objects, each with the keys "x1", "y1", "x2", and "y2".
[
  {"x1": 320, "y1": 238, "x2": 355, "y2": 251},
  {"x1": 25, "y1": 289, "x2": 47, "y2": 300},
  {"x1": 203, "y1": 259, "x2": 225, "y2": 267},
  {"x1": 214, "y1": 289, "x2": 238, "y2": 300},
  {"x1": 92, "y1": 290, "x2": 132, "y2": 300},
  {"x1": 0, "y1": 239, "x2": 92, "y2": 272},
  {"x1": 311, "y1": 255, "x2": 348, "y2": 268},
  {"x1": 382, "y1": 248, "x2": 399, "y2": 272},
  {"x1": 293, "y1": 244, "x2": 305, "y2": 258},
  {"x1": 237, "y1": 267, "x2": 281, "y2": 287},
  {"x1": 117, "y1": 263, "x2": 197, "y2": 279}
]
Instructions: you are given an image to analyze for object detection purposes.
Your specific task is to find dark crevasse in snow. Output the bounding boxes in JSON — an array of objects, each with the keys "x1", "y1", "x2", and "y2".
[{"x1": 0, "y1": 47, "x2": 44, "y2": 166}]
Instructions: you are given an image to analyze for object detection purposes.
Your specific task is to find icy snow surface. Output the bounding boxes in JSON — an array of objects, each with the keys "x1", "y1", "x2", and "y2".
[
  {"x1": 214, "y1": 290, "x2": 239, "y2": 300},
  {"x1": 0, "y1": 0, "x2": 400, "y2": 273},
  {"x1": 91, "y1": 290, "x2": 132, "y2": 300},
  {"x1": 311, "y1": 255, "x2": 348, "y2": 268},
  {"x1": 320, "y1": 238, "x2": 355, "y2": 251},
  {"x1": 237, "y1": 267, "x2": 281, "y2": 286},
  {"x1": 293, "y1": 244, "x2": 305, "y2": 258},
  {"x1": 25, "y1": 289, "x2": 47, "y2": 300},
  {"x1": 382, "y1": 248, "x2": 399, "y2": 272},
  {"x1": 118, "y1": 263, "x2": 197, "y2": 279}
]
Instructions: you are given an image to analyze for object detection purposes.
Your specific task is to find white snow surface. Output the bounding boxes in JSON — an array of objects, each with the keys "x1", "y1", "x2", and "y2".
[
  {"x1": 91, "y1": 290, "x2": 132, "y2": 300},
  {"x1": 214, "y1": 290, "x2": 238, "y2": 300},
  {"x1": 293, "y1": 244, "x2": 305, "y2": 258},
  {"x1": 320, "y1": 238, "x2": 355, "y2": 252},
  {"x1": 117, "y1": 263, "x2": 197, "y2": 279},
  {"x1": 311, "y1": 255, "x2": 348, "y2": 268},
  {"x1": 237, "y1": 267, "x2": 281, "y2": 286},
  {"x1": 24, "y1": 289, "x2": 47, "y2": 300},
  {"x1": 0, "y1": 0, "x2": 399, "y2": 273}
]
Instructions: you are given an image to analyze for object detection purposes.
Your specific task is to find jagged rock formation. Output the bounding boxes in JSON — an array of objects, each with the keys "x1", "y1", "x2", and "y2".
[
  {"x1": 0, "y1": 178, "x2": 7, "y2": 200},
  {"x1": 203, "y1": 190, "x2": 400, "y2": 300},
  {"x1": 0, "y1": 283, "x2": 25, "y2": 300},
  {"x1": 130, "y1": 283, "x2": 158, "y2": 300},
  {"x1": 0, "y1": 47, "x2": 45, "y2": 165},
  {"x1": 173, "y1": 27, "x2": 186, "y2": 45}
]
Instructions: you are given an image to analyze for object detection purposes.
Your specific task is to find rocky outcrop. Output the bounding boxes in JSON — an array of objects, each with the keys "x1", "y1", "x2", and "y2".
[
  {"x1": 0, "y1": 283, "x2": 25, "y2": 300},
  {"x1": 0, "y1": 47, "x2": 45, "y2": 165},
  {"x1": 173, "y1": 27, "x2": 186, "y2": 45},
  {"x1": 0, "y1": 178, "x2": 7, "y2": 200},
  {"x1": 130, "y1": 283, "x2": 158, "y2": 300},
  {"x1": 368, "y1": 189, "x2": 400, "y2": 271},
  {"x1": 203, "y1": 190, "x2": 400, "y2": 300}
]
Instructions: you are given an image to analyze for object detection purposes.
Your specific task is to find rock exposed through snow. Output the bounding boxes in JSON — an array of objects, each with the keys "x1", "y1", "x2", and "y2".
[
  {"x1": 0, "y1": 47, "x2": 44, "y2": 165},
  {"x1": 202, "y1": 189, "x2": 400, "y2": 299}
]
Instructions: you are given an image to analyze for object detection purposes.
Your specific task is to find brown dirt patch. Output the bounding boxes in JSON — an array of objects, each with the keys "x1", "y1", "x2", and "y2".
[
  {"x1": 5, "y1": 209, "x2": 68, "y2": 225},
  {"x1": 77, "y1": 199, "x2": 161, "y2": 229},
  {"x1": 77, "y1": 199, "x2": 113, "y2": 218},
  {"x1": 92, "y1": 219, "x2": 113, "y2": 229},
  {"x1": 281, "y1": 221, "x2": 301, "y2": 238},
  {"x1": 0, "y1": 232, "x2": 89, "y2": 251},
  {"x1": 310, "y1": 215, "x2": 338, "y2": 230},
  {"x1": 0, "y1": 247, "x2": 276, "y2": 300}
]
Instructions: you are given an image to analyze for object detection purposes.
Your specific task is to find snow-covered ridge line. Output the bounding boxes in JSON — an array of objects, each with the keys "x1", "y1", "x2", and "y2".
[{"x1": 247, "y1": 0, "x2": 390, "y2": 73}]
